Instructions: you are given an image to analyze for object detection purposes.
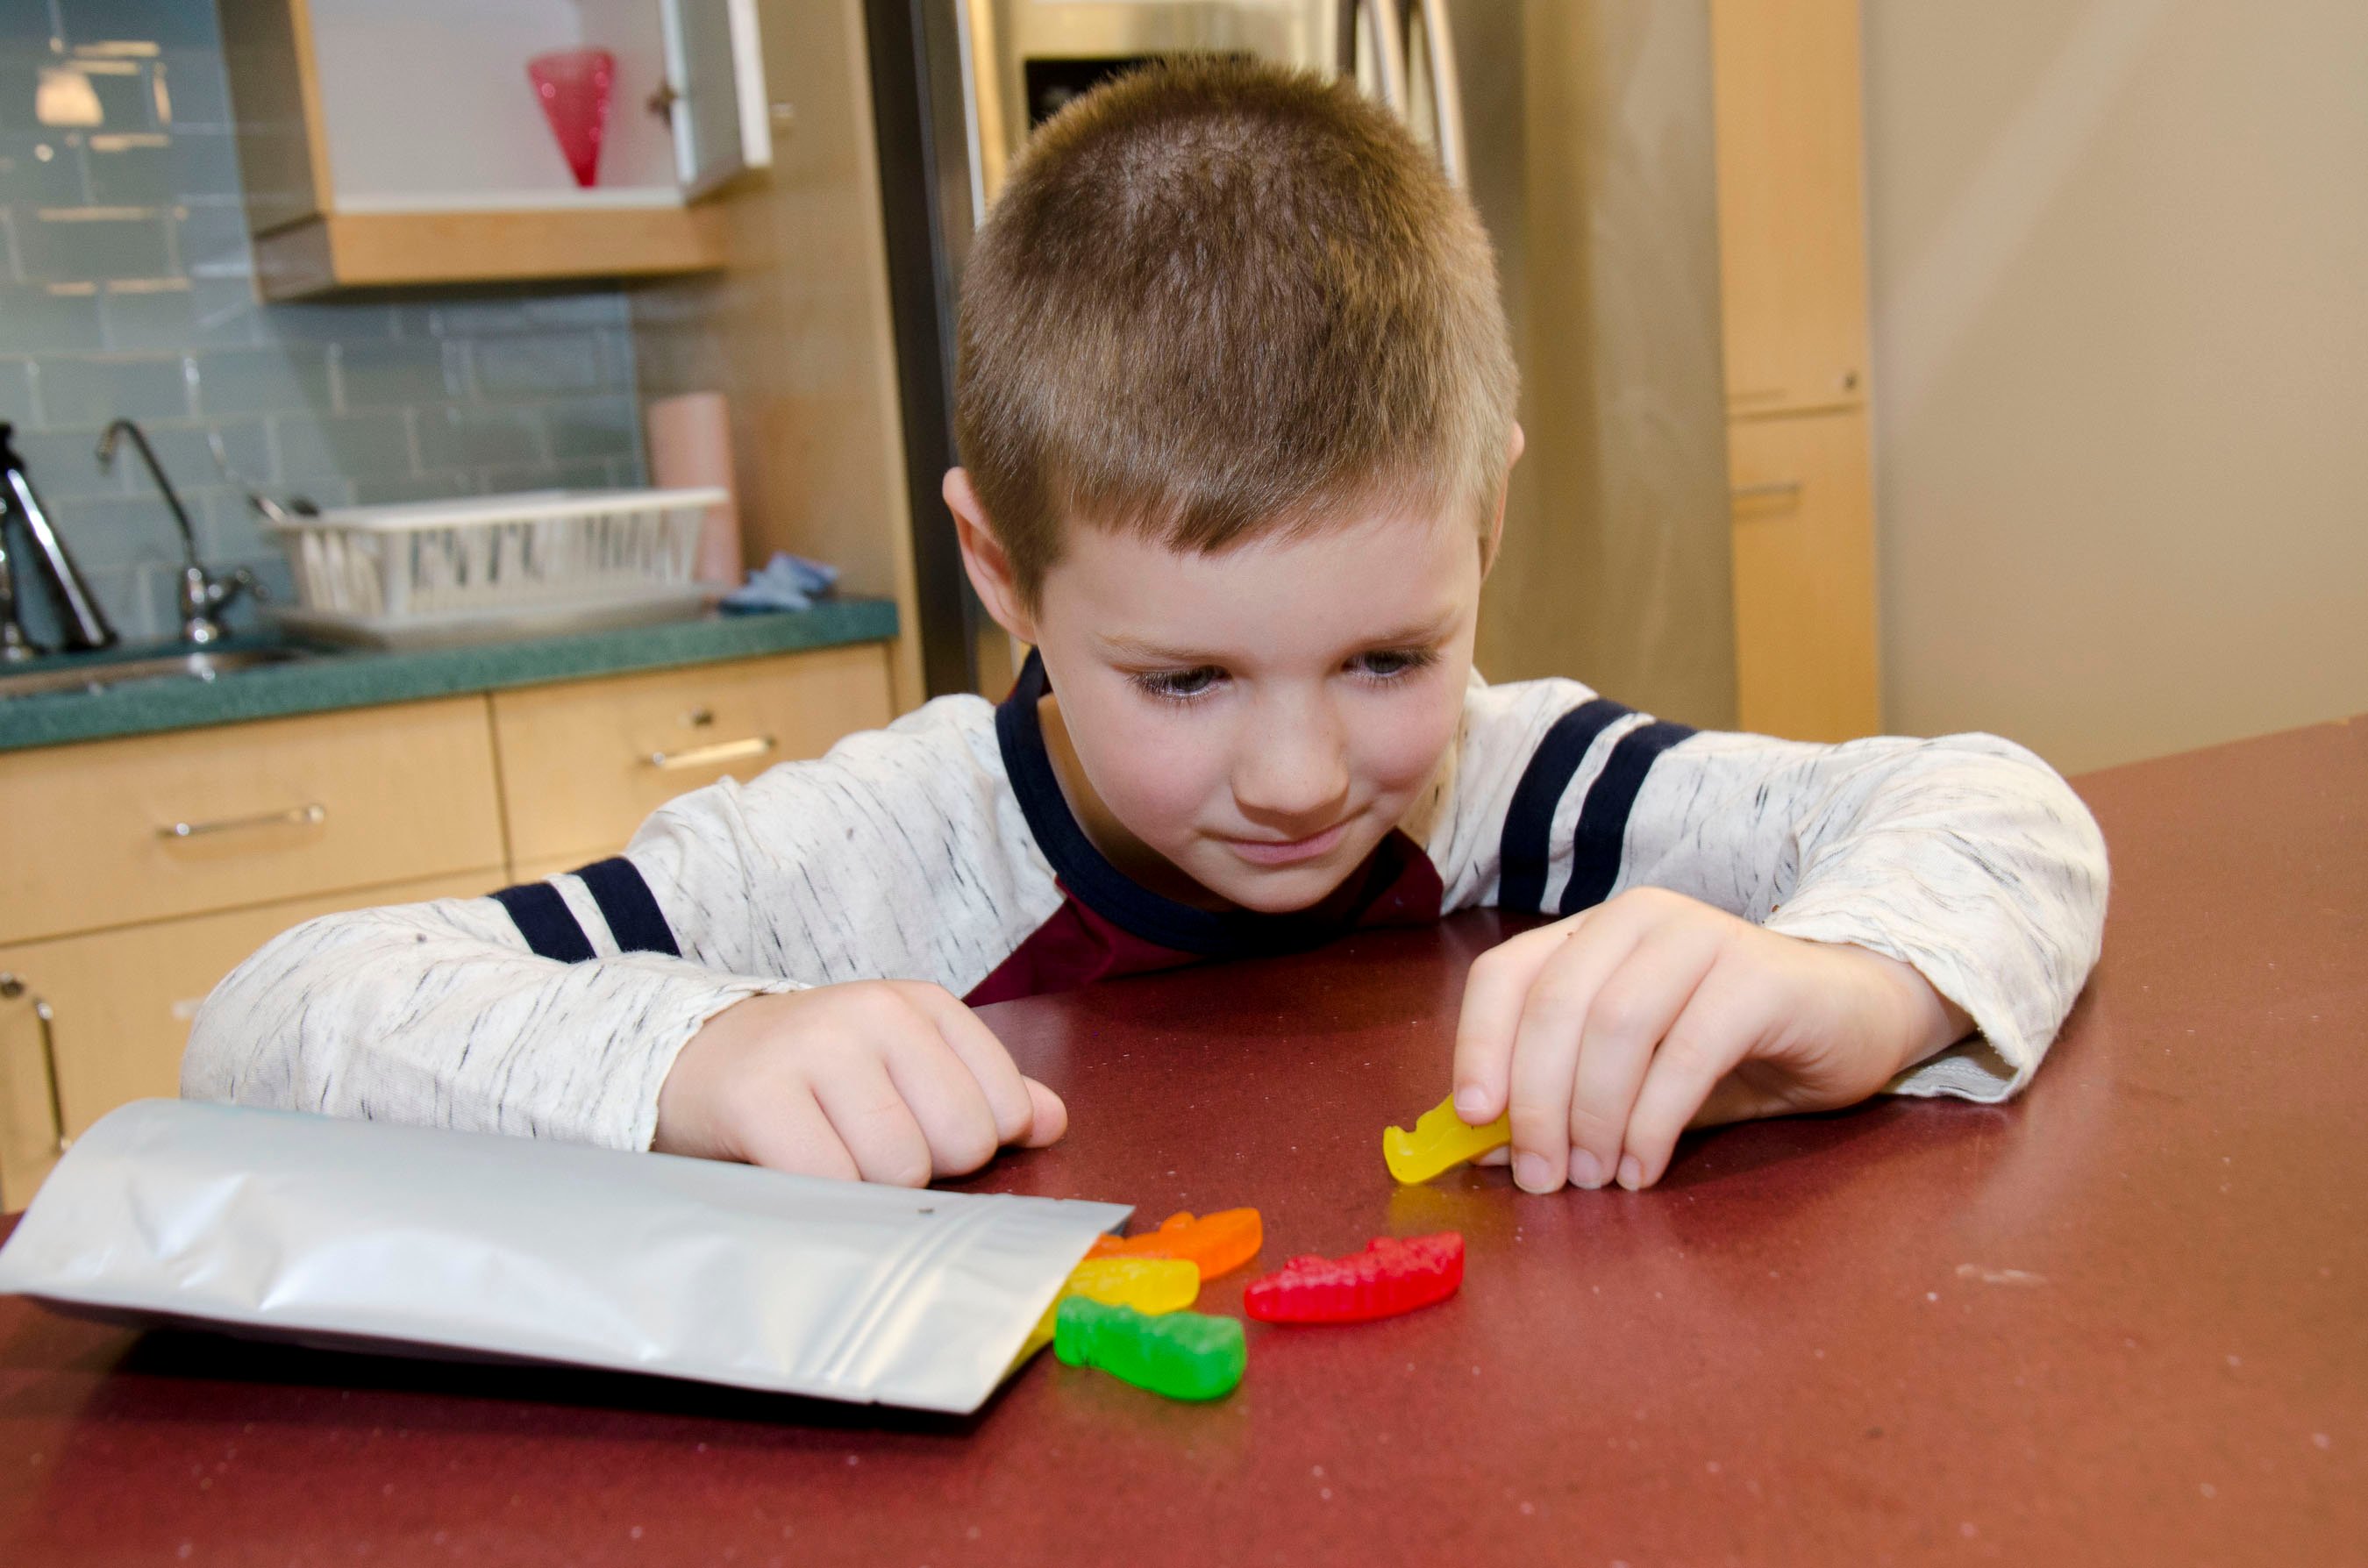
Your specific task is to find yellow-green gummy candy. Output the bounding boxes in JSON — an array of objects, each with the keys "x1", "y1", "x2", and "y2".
[
  {"x1": 1054, "y1": 1297, "x2": 1245, "y2": 1401},
  {"x1": 1383, "y1": 1094, "x2": 1513, "y2": 1184}
]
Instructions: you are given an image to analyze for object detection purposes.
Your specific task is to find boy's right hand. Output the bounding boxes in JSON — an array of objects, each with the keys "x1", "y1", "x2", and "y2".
[{"x1": 653, "y1": 981, "x2": 1066, "y2": 1185}]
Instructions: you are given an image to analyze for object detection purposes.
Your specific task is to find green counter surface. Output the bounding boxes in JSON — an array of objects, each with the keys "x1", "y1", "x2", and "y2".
[{"x1": 0, "y1": 599, "x2": 899, "y2": 753}]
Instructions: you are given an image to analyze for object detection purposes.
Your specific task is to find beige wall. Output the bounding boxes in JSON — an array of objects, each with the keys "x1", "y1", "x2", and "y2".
[{"x1": 1863, "y1": 1, "x2": 2368, "y2": 773}]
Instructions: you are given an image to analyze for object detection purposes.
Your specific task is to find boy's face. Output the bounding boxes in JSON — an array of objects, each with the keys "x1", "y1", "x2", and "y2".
[{"x1": 959, "y1": 484, "x2": 1487, "y2": 914}]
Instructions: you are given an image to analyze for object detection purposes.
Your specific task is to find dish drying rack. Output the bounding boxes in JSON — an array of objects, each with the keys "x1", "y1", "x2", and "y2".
[{"x1": 265, "y1": 488, "x2": 727, "y2": 647}]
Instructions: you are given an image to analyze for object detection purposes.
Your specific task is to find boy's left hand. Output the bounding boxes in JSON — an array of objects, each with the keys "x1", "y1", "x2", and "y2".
[{"x1": 1451, "y1": 887, "x2": 1972, "y2": 1194}]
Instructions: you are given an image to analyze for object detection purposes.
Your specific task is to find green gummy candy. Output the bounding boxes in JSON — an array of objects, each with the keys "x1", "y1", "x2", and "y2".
[{"x1": 1053, "y1": 1296, "x2": 1246, "y2": 1401}]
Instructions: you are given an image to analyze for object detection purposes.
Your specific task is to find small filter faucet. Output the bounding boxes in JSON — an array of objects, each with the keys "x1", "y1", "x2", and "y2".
[{"x1": 96, "y1": 418, "x2": 259, "y2": 646}]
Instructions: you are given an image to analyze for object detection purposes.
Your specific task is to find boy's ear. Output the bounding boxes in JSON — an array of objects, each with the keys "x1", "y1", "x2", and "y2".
[
  {"x1": 945, "y1": 467, "x2": 1038, "y2": 645},
  {"x1": 1481, "y1": 422, "x2": 1525, "y2": 575}
]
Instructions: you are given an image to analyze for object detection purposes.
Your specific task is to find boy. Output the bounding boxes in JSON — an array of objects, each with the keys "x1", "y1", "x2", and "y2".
[{"x1": 187, "y1": 61, "x2": 2107, "y2": 1197}]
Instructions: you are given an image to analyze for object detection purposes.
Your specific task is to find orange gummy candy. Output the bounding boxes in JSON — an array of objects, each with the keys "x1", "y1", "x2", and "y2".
[{"x1": 1086, "y1": 1208, "x2": 1262, "y2": 1279}]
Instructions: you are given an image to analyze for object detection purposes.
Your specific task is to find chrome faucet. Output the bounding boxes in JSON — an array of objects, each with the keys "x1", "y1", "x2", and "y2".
[
  {"x1": 96, "y1": 418, "x2": 260, "y2": 646},
  {"x1": 0, "y1": 420, "x2": 118, "y2": 658}
]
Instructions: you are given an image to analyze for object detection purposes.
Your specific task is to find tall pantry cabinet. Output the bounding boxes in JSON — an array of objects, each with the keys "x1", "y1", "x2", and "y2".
[{"x1": 1710, "y1": 0, "x2": 1884, "y2": 740}]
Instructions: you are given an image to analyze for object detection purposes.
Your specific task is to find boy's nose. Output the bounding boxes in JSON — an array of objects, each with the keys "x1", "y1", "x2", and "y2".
[{"x1": 1230, "y1": 704, "x2": 1352, "y2": 831}]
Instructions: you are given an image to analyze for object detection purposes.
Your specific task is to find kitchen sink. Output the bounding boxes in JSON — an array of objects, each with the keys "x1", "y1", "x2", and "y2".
[{"x1": 0, "y1": 643, "x2": 311, "y2": 700}]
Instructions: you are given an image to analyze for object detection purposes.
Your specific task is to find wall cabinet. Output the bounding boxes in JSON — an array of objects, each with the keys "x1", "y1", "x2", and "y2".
[
  {"x1": 219, "y1": 0, "x2": 771, "y2": 298},
  {"x1": 1727, "y1": 408, "x2": 1881, "y2": 741},
  {"x1": 1710, "y1": 0, "x2": 1873, "y2": 418},
  {"x1": 1710, "y1": 0, "x2": 1883, "y2": 738},
  {"x1": 0, "y1": 641, "x2": 893, "y2": 1208}
]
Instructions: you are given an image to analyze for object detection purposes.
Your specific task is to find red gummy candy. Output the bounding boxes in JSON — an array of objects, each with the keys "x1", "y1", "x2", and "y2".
[{"x1": 1242, "y1": 1233, "x2": 1465, "y2": 1324}]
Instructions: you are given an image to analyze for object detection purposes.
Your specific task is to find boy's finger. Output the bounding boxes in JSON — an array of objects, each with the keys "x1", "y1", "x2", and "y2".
[
  {"x1": 734, "y1": 1092, "x2": 862, "y2": 1183},
  {"x1": 1505, "y1": 916, "x2": 1644, "y2": 1193},
  {"x1": 903, "y1": 983, "x2": 1041, "y2": 1147},
  {"x1": 1565, "y1": 923, "x2": 1721, "y2": 1190},
  {"x1": 1018, "y1": 1078, "x2": 1068, "y2": 1147},
  {"x1": 1616, "y1": 968, "x2": 1760, "y2": 1189},
  {"x1": 881, "y1": 1025, "x2": 1004, "y2": 1177},
  {"x1": 811, "y1": 1053, "x2": 938, "y2": 1187},
  {"x1": 1452, "y1": 916, "x2": 1588, "y2": 1123}
]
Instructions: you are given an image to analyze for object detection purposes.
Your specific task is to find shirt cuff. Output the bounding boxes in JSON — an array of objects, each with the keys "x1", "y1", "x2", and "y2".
[{"x1": 1761, "y1": 909, "x2": 2042, "y2": 1105}]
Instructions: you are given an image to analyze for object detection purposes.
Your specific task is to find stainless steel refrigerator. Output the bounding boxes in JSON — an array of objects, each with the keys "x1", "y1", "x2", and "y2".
[{"x1": 860, "y1": 0, "x2": 1737, "y2": 726}]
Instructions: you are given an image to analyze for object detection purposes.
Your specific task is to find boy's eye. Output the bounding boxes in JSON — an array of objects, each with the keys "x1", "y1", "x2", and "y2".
[
  {"x1": 1352, "y1": 648, "x2": 1437, "y2": 681},
  {"x1": 1132, "y1": 666, "x2": 1225, "y2": 702}
]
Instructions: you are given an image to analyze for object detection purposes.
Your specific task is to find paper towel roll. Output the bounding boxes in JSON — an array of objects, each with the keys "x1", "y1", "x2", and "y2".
[{"x1": 645, "y1": 391, "x2": 744, "y2": 588}]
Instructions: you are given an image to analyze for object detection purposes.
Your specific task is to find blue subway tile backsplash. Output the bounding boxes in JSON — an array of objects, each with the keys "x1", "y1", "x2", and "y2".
[{"x1": 0, "y1": 0, "x2": 648, "y2": 644}]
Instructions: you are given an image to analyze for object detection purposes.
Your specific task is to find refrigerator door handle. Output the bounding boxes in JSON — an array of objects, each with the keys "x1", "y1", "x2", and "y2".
[
  {"x1": 1407, "y1": 0, "x2": 1466, "y2": 186},
  {"x1": 1335, "y1": 0, "x2": 1409, "y2": 116}
]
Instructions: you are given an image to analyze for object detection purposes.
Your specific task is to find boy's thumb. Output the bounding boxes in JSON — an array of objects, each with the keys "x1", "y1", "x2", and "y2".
[{"x1": 1018, "y1": 1078, "x2": 1067, "y2": 1147}]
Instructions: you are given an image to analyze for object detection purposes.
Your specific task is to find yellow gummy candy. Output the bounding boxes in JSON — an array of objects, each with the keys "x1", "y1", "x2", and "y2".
[
  {"x1": 1015, "y1": 1255, "x2": 1201, "y2": 1363},
  {"x1": 1063, "y1": 1256, "x2": 1201, "y2": 1315},
  {"x1": 1382, "y1": 1094, "x2": 1513, "y2": 1185}
]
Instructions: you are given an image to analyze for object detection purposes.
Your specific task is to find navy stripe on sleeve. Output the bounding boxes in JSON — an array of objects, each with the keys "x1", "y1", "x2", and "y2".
[
  {"x1": 489, "y1": 881, "x2": 596, "y2": 963},
  {"x1": 1560, "y1": 720, "x2": 1699, "y2": 915},
  {"x1": 1495, "y1": 698, "x2": 1630, "y2": 912},
  {"x1": 572, "y1": 857, "x2": 681, "y2": 957}
]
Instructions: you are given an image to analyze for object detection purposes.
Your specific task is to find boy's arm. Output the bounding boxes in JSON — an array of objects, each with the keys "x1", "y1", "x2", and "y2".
[
  {"x1": 184, "y1": 702, "x2": 1060, "y2": 1153},
  {"x1": 181, "y1": 890, "x2": 788, "y2": 1151},
  {"x1": 1605, "y1": 725, "x2": 2108, "y2": 1100},
  {"x1": 1444, "y1": 680, "x2": 2109, "y2": 1101}
]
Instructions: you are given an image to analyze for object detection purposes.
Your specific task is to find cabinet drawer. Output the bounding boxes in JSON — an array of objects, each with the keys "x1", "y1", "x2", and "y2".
[
  {"x1": 0, "y1": 869, "x2": 502, "y2": 1208},
  {"x1": 490, "y1": 645, "x2": 895, "y2": 866},
  {"x1": 1728, "y1": 406, "x2": 1882, "y2": 741},
  {"x1": 0, "y1": 697, "x2": 504, "y2": 946}
]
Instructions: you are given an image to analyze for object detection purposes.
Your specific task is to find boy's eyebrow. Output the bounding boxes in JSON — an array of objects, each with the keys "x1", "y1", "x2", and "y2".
[
  {"x1": 1096, "y1": 613, "x2": 1462, "y2": 664},
  {"x1": 1095, "y1": 634, "x2": 1221, "y2": 662}
]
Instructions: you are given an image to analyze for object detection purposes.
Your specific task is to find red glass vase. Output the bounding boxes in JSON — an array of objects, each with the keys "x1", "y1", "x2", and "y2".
[{"x1": 527, "y1": 47, "x2": 616, "y2": 189}]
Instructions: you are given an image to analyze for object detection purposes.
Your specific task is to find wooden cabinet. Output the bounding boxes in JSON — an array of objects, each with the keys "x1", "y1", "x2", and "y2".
[
  {"x1": 1728, "y1": 408, "x2": 1881, "y2": 741},
  {"x1": 219, "y1": 0, "x2": 771, "y2": 298},
  {"x1": 0, "y1": 698, "x2": 503, "y2": 947},
  {"x1": 1710, "y1": 0, "x2": 1883, "y2": 738},
  {"x1": 0, "y1": 639, "x2": 893, "y2": 1207},
  {"x1": 490, "y1": 644, "x2": 894, "y2": 868},
  {"x1": 0, "y1": 873, "x2": 498, "y2": 1205},
  {"x1": 1710, "y1": 0, "x2": 1873, "y2": 417}
]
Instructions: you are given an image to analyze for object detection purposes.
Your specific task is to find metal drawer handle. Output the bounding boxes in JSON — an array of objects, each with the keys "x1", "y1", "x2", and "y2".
[
  {"x1": 156, "y1": 802, "x2": 328, "y2": 840},
  {"x1": 1731, "y1": 481, "x2": 1804, "y2": 503},
  {"x1": 645, "y1": 735, "x2": 775, "y2": 771},
  {"x1": 0, "y1": 973, "x2": 70, "y2": 1157}
]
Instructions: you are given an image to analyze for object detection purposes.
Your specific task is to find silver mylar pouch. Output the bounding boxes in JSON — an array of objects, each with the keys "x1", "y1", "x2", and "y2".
[{"x1": 0, "y1": 1100, "x2": 1129, "y2": 1415}]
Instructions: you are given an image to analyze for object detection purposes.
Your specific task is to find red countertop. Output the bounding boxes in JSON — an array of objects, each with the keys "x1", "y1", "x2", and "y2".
[{"x1": 3, "y1": 716, "x2": 2363, "y2": 1564}]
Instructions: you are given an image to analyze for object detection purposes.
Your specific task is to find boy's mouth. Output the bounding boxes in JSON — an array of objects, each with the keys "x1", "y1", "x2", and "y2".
[{"x1": 1222, "y1": 820, "x2": 1350, "y2": 867}]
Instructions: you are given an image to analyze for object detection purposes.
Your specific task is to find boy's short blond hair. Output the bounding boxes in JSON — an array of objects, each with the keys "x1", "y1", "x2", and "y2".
[{"x1": 954, "y1": 56, "x2": 1518, "y2": 605}]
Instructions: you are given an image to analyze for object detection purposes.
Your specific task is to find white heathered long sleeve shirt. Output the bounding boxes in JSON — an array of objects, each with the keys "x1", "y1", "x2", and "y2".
[{"x1": 184, "y1": 654, "x2": 2109, "y2": 1151}]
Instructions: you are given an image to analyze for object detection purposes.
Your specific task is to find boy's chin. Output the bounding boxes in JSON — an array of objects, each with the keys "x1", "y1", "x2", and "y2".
[{"x1": 1188, "y1": 858, "x2": 1355, "y2": 916}]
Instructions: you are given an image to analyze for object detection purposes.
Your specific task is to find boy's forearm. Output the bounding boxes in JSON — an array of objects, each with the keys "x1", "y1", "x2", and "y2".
[
  {"x1": 1844, "y1": 944, "x2": 1978, "y2": 1074},
  {"x1": 183, "y1": 897, "x2": 792, "y2": 1151},
  {"x1": 1607, "y1": 725, "x2": 2106, "y2": 1101},
  {"x1": 1761, "y1": 735, "x2": 2108, "y2": 1098}
]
